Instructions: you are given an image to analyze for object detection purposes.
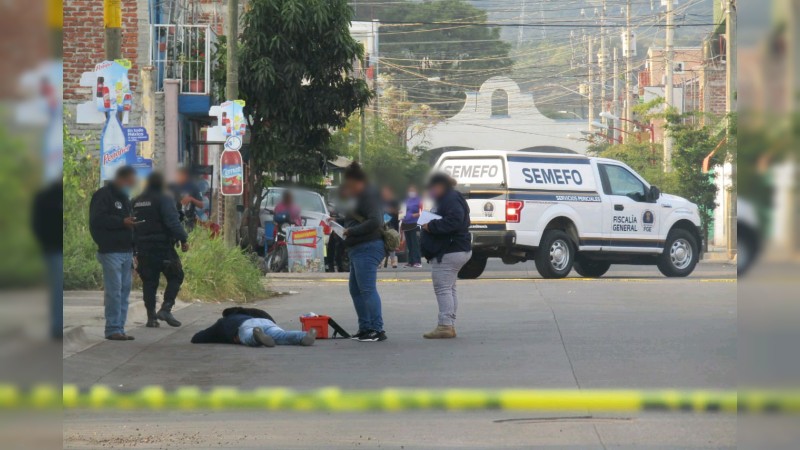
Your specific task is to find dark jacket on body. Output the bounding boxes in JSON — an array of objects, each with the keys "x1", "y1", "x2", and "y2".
[
  {"x1": 420, "y1": 188, "x2": 471, "y2": 262},
  {"x1": 132, "y1": 187, "x2": 189, "y2": 251},
  {"x1": 32, "y1": 182, "x2": 63, "y2": 253},
  {"x1": 89, "y1": 184, "x2": 134, "y2": 254},
  {"x1": 342, "y1": 184, "x2": 384, "y2": 248},
  {"x1": 190, "y1": 307, "x2": 276, "y2": 344}
]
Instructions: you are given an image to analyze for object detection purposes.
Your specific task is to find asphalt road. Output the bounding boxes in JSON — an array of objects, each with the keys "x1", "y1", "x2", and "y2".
[{"x1": 63, "y1": 261, "x2": 736, "y2": 449}]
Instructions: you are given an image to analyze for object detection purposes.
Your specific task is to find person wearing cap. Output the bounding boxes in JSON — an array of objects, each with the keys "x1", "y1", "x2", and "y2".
[
  {"x1": 133, "y1": 171, "x2": 189, "y2": 328},
  {"x1": 420, "y1": 173, "x2": 472, "y2": 339}
]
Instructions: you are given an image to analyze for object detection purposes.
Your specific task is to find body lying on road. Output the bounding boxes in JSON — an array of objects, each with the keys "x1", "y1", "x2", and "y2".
[{"x1": 191, "y1": 307, "x2": 316, "y2": 347}]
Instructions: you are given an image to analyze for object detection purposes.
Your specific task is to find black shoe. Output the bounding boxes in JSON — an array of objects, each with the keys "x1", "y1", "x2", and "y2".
[
  {"x1": 357, "y1": 330, "x2": 387, "y2": 342},
  {"x1": 146, "y1": 318, "x2": 160, "y2": 328},
  {"x1": 252, "y1": 328, "x2": 276, "y2": 347},
  {"x1": 350, "y1": 330, "x2": 367, "y2": 340},
  {"x1": 157, "y1": 310, "x2": 182, "y2": 327}
]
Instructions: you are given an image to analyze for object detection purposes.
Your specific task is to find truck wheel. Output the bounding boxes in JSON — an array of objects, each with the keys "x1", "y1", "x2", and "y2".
[
  {"x1": 458, "y1": 254, "x2": 488, "y2": 279},
  {"x1": 573, "y1": 255, "x2": 611, "y2": 278},
  {"x1": 535, "y1": 230, "x2": 575, "y2": 279},
  {"x1": 657, "y1": 229, "x2": 699, "y2": 277}
]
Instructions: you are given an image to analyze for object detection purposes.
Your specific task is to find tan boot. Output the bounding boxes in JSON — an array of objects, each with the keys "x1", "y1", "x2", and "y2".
[{"x1": 423, "y1": 325, "x2": 456, "y2": 339}]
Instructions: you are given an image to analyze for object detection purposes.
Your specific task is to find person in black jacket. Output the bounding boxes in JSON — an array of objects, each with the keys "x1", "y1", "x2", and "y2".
[
  {"x1": 420, "y1": 173, "x2": 472, "y2": 339},
  {"x1": 133, "y1": 172, "x2": 189, "y2": 328},
  {"x1": 32, "y1": 180, "x2": 63, "y2": 340},
  {"x1": 89, "y1": 166, "x2": 138, "y2": 341},
  {"x1": 191, "y1": 307, "x2": 316, "y2": 347},
  {"x1": 339, "y1": 162, "x2": 387, "y2": 342}
]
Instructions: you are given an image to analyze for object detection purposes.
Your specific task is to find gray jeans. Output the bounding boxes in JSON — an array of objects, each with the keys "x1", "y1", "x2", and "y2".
[{"x1": 431, "y1": 251, "x2": 472, "y2": 326}]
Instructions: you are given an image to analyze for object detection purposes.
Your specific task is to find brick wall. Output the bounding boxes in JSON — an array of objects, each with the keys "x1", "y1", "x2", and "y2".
[{"x1": 63, "y1": 0, "x2": 140, "y2": 101}]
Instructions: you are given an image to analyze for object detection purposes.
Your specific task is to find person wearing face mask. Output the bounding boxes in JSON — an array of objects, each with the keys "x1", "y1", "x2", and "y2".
[
  {"x1": 401, "y1": 185, "x2": 422, "y2": 268},
  {"x1": 89, "y1": 166, "x2": 139, "y2": 341},
  {"x1": 420, "y1": 173, "x2": 471, "y2": 339}
]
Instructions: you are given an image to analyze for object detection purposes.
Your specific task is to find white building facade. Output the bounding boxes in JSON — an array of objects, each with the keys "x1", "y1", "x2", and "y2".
[{"x1": 409, "y1": 77, "x2": 590, "y2": 154}]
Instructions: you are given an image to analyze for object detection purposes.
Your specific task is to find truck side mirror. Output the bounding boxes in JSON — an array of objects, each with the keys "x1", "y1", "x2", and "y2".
[{"x1": 648, "y1": 185, "x2": 661, "y2": 202}]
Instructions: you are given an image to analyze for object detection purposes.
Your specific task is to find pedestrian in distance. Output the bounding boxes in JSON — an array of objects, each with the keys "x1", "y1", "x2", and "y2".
[
  {"x1": 274, "y1": 190, "x2": 302, "y2": 226},
  {"x1": 420, "y1": 173, "x2": 472, "y2": 339},
  {"x1": 191, "y1": 307, "x2": 317, "y2": 347},
  {"x1": 401, "y1": 184, "x2": 422, "y2": 268},
  {"x1": 382, "y1": 186, "x2": 400, "y2": 269},
  {"x1": 133, "y1": 172, "x2": 190, "y2": 328},
  {"x1": 89, "y1": 166, "x2": 138, "y2": 341},
  {"x1": 338, "y1": 162, "x2": 387, "y2": 342},
  {"x1": 172, "y1": 167, "x2": 203, "y2": 232}
]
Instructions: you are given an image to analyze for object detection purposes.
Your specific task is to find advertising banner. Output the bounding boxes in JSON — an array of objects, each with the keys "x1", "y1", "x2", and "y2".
[
  {"x1": 207, "y1": 99, "x2": 247, "y2": 142},
  {"x1": 286, "y1": 226, "x2": 325, "y2": 273},
  {"x1": 220, "y1": 149, "x2": 243, "y2": 196}
]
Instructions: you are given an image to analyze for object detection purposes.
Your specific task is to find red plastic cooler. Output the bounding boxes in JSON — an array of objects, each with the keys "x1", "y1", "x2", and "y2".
[{"x1": 299, "y1": 315, "x2": 330, "y2": 339}]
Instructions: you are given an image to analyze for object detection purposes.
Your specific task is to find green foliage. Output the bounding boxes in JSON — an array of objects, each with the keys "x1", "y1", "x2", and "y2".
[
  {"x1": 239, "y1": 0, "x2": 372, "y2": 178},
  {"x1": 0, "y1": 125, "x2": 44, "y2": 286},
  {"x1": 179, "y1": 228, "x2": 268, "y2": 302},
  {"x1": 63, "y1": 122, "x2": 103, "y2": 289},
  {"x1": 359, "y1": 0, "x2": 512, "y2": 117},
  {"x1": 330, "y1": 114, "x2": 430, "y2": 193}
]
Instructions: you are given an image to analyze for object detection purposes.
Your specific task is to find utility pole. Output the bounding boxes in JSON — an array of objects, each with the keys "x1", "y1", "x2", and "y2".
[
  {"x1": 223, "y1": 0, "x2": 239, "y2": 248},
  {"x1": 624, "y1": 0, "x2": 633, "y2": 134},
  {"x1": 359, "y1": 55, "x2": 366, "y2": 163},
  {"x1": 587, "y1": 36, "x2": 595, "y2": 131},
  {"x1": 663, "y1": 0, "x2": 675, "y2": 171},
  {"x1": 599, "y1": 0, "x2": 607, "y2": 126},
  {"x1": 613, "y1": 47, "x2": 619, "y2": 143},
  {"x1": 104, "y1": 0, "x2": 122, "y2": 60},
  {"x1": 725, "y1": 0, "x2": 737, "y2": 259}
]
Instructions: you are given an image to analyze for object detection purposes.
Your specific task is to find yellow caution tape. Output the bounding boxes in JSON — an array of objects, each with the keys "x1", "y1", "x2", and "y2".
[{"x1": 1, "y1": 385, "x2": 799, "y2": 413}]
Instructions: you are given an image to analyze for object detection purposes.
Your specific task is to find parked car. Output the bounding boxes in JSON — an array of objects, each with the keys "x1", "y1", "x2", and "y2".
[{"x1": 256, "y1": 187, "x2": 332, "y2": 255}]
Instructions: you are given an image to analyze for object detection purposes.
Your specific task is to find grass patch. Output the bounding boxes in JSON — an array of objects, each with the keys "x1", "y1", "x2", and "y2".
[{"x1": 179, "y1": 228, "x2": 268, "y2": 302}]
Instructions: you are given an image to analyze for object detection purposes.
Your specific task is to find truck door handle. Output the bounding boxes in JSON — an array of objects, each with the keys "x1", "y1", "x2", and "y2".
[{"x1": 614, "y1": 204, "x2": 624, "y2": 211}]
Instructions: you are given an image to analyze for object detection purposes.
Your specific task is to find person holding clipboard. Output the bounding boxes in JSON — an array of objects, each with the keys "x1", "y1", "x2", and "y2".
[{"x1": 420, "y1": 173, "x2": 472, "y2": 339}]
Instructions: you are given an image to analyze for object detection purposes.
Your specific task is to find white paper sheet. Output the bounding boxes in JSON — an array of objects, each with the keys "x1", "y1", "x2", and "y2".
[
  {"x1": 330, "y1": 221, "x2": 346, "y2": 238},
  {"x1": 417, "y1": 210, "x2": 442, "y2": 226}
]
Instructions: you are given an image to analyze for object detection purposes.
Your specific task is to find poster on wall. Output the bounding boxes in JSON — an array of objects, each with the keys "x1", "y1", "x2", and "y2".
[
  {"x1": 77, "y1": 60, "x2": 153, "y2": 183},
  {"x1": 207, "y1": 99, "x2": 247, "y2": 142},
  {"x1": 285, "y1": 226, "x2": 325, "y2": 273}
]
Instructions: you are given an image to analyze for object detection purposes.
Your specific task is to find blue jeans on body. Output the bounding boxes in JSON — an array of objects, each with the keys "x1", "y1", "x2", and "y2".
[
  {"x1": 237, "y1": 318, "x2": 307, "y2": 346},
  {"x1": 45, "y1": 253, "x2": 63, "y2": 339},
  {"x1": 97, "y1": 252, "x2": 134, "y2": 337},
  {"x1": 348, "y1": 239, "x2": 385, "y2": 333},
  {"x1": 404, "y1": 228, "x2": 421, "y2": 265}
]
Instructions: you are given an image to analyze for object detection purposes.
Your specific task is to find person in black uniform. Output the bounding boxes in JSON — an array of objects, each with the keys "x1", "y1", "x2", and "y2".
[{"x1": 133, "y1": 172, "x2": 189, "y2": 328}]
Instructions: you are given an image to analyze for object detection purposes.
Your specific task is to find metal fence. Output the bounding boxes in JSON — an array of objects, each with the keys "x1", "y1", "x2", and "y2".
[{"x1": 149, "y1": 24, "x2": 214, "y2": 95}]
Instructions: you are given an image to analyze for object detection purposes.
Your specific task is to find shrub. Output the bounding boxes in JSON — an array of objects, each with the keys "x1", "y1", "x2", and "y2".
[
  {"x1": 179, "y1": 228, "x2": 268, "y2": 302},
  {"x1": 63, "y1": 123, "x2": 103, "y2": 289}
]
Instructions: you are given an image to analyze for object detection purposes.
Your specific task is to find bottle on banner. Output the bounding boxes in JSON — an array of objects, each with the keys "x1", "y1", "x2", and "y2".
[
  {"x1": 220, "y1": 149, "x2": 244, "y2": 196},
  {"x1": 100, "y1": 113, "x2": 127, "y2": 181}
]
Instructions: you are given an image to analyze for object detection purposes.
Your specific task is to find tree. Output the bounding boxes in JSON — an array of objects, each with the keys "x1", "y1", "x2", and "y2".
[
  {"x1": 359, "y1": 0, "x2": 512, "y2": 117},
  {"x1": 238, "y1": 0, "x2": 372, "y2": 249},
  {"x1": 378, "y1": 74, "x2": 442, "y2": 147},
  {"x1": 329, "y1": 114, "x2": 430, "y2": 194}
]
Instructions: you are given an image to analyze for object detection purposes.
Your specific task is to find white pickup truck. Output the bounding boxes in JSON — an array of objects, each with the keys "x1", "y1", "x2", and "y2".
[{"x1": 434, "y1": 150, "x2": 703, "y2": 279}]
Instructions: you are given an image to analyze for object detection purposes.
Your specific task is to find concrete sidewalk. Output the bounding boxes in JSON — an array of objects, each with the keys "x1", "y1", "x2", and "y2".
[{"x1": 63, "y1": 291, "x2": 194, "y2": 358}]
